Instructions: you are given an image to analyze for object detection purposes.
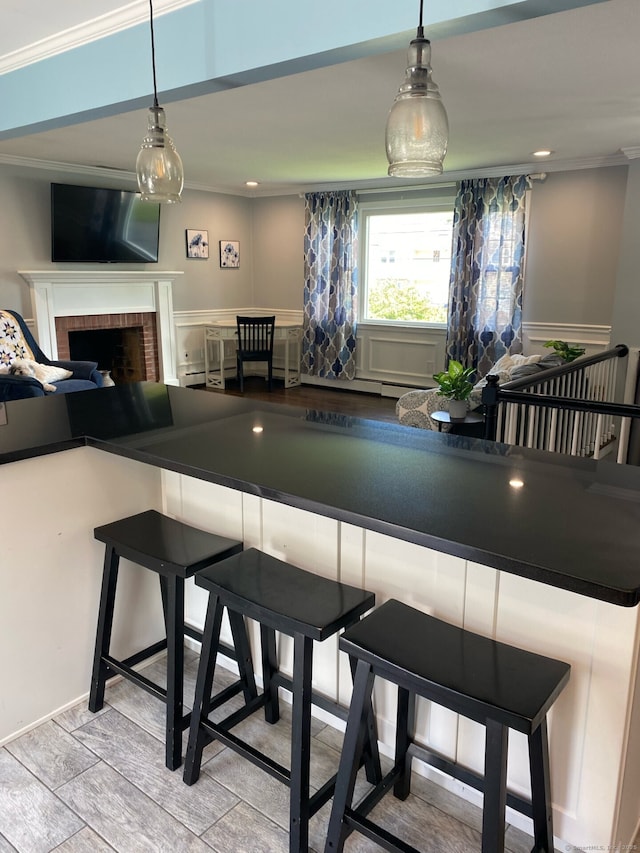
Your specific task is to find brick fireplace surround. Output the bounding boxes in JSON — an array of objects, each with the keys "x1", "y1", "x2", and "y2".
[
  {"x1": 55, "y1": 312, "x2": 159, "y2": 382},
  {"x1": 18, "y1": 270, "x2": 182, "y2": 386}
]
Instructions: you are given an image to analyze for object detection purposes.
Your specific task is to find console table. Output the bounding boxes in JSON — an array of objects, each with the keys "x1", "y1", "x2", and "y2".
[{"x1": 203, "y1": 322, "x2": 302, "y2": 389}]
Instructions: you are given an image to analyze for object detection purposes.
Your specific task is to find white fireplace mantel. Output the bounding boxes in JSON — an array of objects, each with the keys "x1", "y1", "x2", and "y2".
[{"x1": 19, "y1": 270, "x2": 183, "y2": 386}]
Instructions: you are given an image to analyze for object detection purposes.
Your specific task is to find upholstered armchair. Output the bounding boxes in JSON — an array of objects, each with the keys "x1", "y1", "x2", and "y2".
[
  {"x1": 0, "y1": 309, "x2": 103, "y2": 402},
  {"x1": 396, "y1": 352, "x2": 566, "y2": 431}
]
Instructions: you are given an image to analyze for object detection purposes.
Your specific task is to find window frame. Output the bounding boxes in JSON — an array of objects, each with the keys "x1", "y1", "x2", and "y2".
[{"x1": 358, "y1": 195, "x2": 456, "y2": 329}]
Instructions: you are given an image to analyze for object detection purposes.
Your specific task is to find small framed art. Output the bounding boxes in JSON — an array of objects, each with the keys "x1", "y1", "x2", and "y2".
[
  {"x1": 186, "y1": 229, "x2": 209, "y2": 259},
  {"x1": 219, "y1": 240, "x2": 240, "y2": 268}
]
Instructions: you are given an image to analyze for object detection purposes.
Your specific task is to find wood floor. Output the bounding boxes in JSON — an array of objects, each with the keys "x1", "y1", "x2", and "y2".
[
  {"x1": 0, "y1": 651, "x2": 543, "y2": 853},
  {"x1": 191, "y1": 377, "x2": 400, "y2": 424}
]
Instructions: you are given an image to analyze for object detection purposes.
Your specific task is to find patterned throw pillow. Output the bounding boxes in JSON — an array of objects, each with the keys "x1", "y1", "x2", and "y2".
[{"x1": 0, "y1": 310, "x2": 35, "y2": 368}]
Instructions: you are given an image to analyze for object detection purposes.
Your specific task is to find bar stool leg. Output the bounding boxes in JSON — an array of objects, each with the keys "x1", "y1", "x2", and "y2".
[
  {"x1": 393, "y1": 687, "x2": 416, "y2": 800},
  {"x1": 183, "y1": 595, "x2": 225, "y2": 785},
  {"x1": 482, "y1": 718, "x2": 508, "y2": 853},
  {"x1": 529, "y1": 719, "x2": 555, "y2": 851},
  {"x1": 228, "y1": 610, "x2": 258, "y2": 703},
  {"x1": 261, "y1": 624, "x2": 280, "y2": 724},
  {"x1": 348, "y1": 655, "x2": 382, "y2": 786},
  {"x1": 290, "y1": 632, "x2": 313, "y2": 853},
  {"x1": 163, "y1": 575, "x2": 185, "y2": 771},
  {"x1": 89, "y1": 546, "x2": 119, "y2": 713},
  {"x1": 324, "y1": 658, "x2": 376, "y2": 853}
]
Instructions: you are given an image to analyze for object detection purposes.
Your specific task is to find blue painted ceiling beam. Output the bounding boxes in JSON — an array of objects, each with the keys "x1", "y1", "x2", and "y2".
[{"x1": 0, "y1": 0, "x2": 606, "y2": 139}]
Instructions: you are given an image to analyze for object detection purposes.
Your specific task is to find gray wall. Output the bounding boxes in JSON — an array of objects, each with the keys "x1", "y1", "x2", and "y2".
[
  {"x1": 524, "y1": 166, "x2": 627, "y2": 326},
  {"x1": 0, "y1": 162, "x2": 630, "y2": 332},
  {"x1": 251, "y1": 195, "x2": 304, "y2": 310},
  {"x1": 612, "y1": 159, "x2": 640, "y2": 348},
  {"x1": 0, "y1": 164, "x2": 255, "y2": 315},
  {"x1": 249, "y1": 168, "x2": 631, "y2": 328},
  {"x1": 0, "y1": 167, "x2": 54, "y2": 310},
  {"x1": 161, "y1": 189, "x2": 254, "y2": 312}
]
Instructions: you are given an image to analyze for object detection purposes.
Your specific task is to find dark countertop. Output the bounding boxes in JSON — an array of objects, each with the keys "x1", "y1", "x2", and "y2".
[{"x1": 2, "y1": 382, "x2": 640, "y2": 607}]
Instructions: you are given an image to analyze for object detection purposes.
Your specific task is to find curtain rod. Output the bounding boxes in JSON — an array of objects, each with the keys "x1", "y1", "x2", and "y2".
[
  {"x1": 357, "y1": 182, "x2": 457, "y2": 195},
  {"x1": 300, "y1": 173, "x2": 547, "y2": 199}
]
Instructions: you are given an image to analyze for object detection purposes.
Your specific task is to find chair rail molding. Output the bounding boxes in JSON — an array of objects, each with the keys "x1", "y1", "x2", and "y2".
[
  {"x1": 522, "y1": 321, "x2": 612, "y2": 356},
  {"x1": 174, "y1": 307, "x2": 303, "y2": 385}
]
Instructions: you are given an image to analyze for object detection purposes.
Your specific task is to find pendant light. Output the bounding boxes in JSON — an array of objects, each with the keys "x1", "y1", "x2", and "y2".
[
  {"x1": 385, "y1": 0, "x2": 448, "y2": 177},
  {"x1": 136, "y1": 0, "x2": 184, "y2": 203}
]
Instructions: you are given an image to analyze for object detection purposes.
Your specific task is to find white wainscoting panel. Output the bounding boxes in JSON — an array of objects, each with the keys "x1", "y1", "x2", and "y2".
[
  {"x1": 313, "y1": 321, "x2": 610, "y2": 395},
  {"x1": 360, "y1": 531, "x2": 467, "y2": 765},
  {"x1": 174, "y1": 308, "x2": 303, "y2": 385},
  {"x1": 522, "y1": 321, "x2": 611, "y2": 356},
  {"x1": 22, "y1": 304, "x2": 612, "y2": 396},
  {"x1": 355, "y1": 323, "x2": 446, "y2": 388},
  {"x1": 260, "y1": 501, "x2": 341, "y2": 700},
  {"x1": 160, "y1": 470, "x2": 246, "y2": 651}
]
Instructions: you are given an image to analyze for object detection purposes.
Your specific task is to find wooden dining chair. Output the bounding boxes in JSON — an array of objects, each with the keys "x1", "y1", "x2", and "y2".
[{"x1": 236, "y1": 315, "x2": 276, "y2": 391}]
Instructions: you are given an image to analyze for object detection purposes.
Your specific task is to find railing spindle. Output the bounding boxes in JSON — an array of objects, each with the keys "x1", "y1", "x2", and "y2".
[{"x1": 481, "y1": 345, "x2": 634, "y2": 462}]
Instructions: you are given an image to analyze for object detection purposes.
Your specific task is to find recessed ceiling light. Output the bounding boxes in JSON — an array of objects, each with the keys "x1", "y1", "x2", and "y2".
[
  {"x1": 532, "y1": 149, "x2": 553, "y2": 157},
  {"x1": 509, "y1": 478, "x2": 525, "y2": 489},
  {"x1": 252, "y1": 425, "x2": 264, "y2": 433},
  {"x1": 246, "y1": 180, "x2": 259, "y2": 187}
]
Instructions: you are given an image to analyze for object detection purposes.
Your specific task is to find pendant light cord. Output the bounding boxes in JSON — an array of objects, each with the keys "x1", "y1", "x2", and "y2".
[
  {"x1": 148, "y1": 0, "x2": 159, "y2": 109},
  {"x1": 417, "y1": 0, "x2": 424, "y2": 39}
]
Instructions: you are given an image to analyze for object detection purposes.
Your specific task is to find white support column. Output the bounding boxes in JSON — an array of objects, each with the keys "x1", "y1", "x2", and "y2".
[{"x1": 155, "y1": 278, "x2": 179, "y2": 386}]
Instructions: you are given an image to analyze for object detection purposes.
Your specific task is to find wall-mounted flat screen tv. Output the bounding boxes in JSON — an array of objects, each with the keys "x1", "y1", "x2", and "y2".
[{"x1": 51, "y1": 183, "x2": 160, "y2": 263}]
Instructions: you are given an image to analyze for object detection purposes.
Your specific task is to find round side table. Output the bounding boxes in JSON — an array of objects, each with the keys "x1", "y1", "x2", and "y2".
[{"x1": 431, "y1": 410, "x2": 484, "y2": 432}]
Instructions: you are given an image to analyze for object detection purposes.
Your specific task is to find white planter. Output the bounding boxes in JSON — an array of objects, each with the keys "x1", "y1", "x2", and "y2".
[{"x1": 448, "y1": 399, "x2": 468, "y2": 420}]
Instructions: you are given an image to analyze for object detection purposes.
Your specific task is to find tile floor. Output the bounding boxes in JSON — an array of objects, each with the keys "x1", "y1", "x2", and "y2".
[{"x1": 0, "y1": 649, "x2": 558, "y2": 852}]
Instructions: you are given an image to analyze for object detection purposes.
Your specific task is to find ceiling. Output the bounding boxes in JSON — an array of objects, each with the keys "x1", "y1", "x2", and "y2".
[{"x1": 0, "y1": 0, "x2": 638, "y2": 196}]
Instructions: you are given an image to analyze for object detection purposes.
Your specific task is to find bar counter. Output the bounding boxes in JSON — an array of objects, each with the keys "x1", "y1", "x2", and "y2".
[
  {"x1": 2, "y1": 381, "x2": 640, "y2": 605},
  {"x1": 2, "y1": 382, "x2": 640, "y2": 847}
]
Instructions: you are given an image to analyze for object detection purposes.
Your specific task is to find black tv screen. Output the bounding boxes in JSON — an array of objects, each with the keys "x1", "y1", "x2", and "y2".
[{"x1": 51, "y1": 183, "x2": 160, "y2": 263}]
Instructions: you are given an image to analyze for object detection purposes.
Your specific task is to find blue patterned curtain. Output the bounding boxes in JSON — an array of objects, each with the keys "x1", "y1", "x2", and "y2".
[
  {"x1": 446, "y1": 175, "x2": 530, "y2": 378},
  {"x1": 302, "y1": 191, "x2": 358, "y2": 379}
]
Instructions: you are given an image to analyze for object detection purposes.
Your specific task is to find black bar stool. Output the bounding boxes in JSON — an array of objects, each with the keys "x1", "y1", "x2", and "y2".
[
  {"x1": 182, "y1": 547, "x2": 381, "y2": 853},
  {"x1": 324, "y1": 599, "x2": 571, "y2": 853},
  {"x1": 89, "y1": 509, "x2": 258, "y2": 771}
]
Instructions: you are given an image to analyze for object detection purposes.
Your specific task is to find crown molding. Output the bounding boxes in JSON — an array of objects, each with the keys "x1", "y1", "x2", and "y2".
[
  {"x1": 316, "y1": 154, "x2": 630, "y2": 194},
  {"x1": 0, "y1": 153, "x2": 137, "y2": 184},
  {"x1": 621, "y1": 146, "x2": 640, "y2": 161},
  {"x1": 0, "y1": 152, "x2": 248, "y2": 196},
  {"x1": 0, "y1": 150, "x2": 632, "y2": 199},
  {"x1": 0, "y1": 0, "x2": 198, "y2": 75},
  {"x1": 249, "y1": 153, "x2": 632, "y2": 197}
]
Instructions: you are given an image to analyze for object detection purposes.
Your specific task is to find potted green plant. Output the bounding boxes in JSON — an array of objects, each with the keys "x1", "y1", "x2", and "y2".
[
  {"x1": 543, "y1": 340, "x2": 585, "y2": 362},
  {"x1": 433, "y1": 360, "x2": 475, "y2": 420}
]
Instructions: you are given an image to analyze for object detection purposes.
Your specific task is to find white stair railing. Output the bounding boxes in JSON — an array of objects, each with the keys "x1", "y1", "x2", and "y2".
[{"x1": 483, "y1": 345, "x2": 633, "y2": 461}]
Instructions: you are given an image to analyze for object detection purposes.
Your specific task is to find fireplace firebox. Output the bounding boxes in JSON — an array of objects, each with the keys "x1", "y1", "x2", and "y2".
[
  {"x1": 69, "y1": 327, "x2": 146, "y2": 384},
  {"x1": 56, "y1": 312, "x2": 159, "y2": 383}
]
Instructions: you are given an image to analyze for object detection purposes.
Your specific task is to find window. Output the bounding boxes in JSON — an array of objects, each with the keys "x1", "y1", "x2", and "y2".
[
  {"x1": 360, "y1": 201, "x2": 454, "y2": 325},
  {"x1": 475, "y1": 209, "x2": 523, "y2": 332}
]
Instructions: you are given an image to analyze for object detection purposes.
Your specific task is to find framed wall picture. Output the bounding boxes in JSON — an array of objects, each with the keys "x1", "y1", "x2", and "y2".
[
  {"x1": 219, "y1": 240, "x2": 240, "y2": 268},
  {"x1": 186, "y1": 229, "x2": 209, "y2": 259}
]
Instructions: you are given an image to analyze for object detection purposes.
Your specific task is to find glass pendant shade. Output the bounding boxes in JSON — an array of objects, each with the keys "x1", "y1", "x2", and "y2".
[
  {"x1": 386, "y1": 36, "x2": 448, "y2": 177},
  {"x1": 136, "y1": 106, "x2": 184, "y2": 203}
]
